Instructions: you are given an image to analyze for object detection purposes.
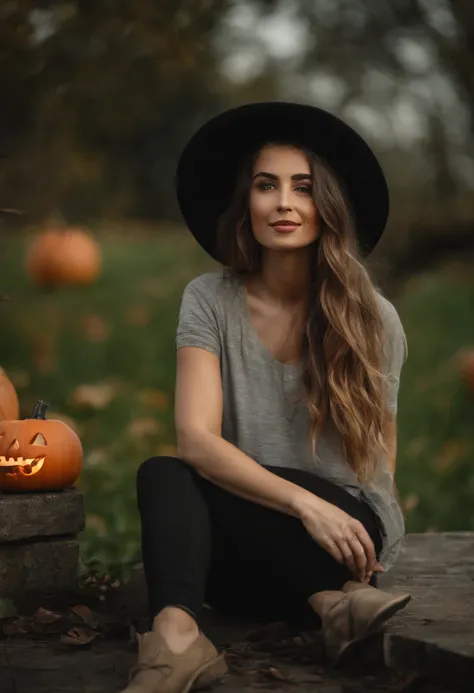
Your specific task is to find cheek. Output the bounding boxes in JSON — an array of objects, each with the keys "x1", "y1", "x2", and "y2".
[
  {"x1": 249, "y1": 191, "x2": 270, "y2": 222},
  {"x1": 302, "y1": 200, "x2": 318, "y2": 228}
]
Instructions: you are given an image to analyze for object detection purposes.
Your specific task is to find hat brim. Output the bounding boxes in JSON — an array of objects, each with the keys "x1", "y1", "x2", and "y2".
[{"x1": 175, "y1": 101, "x2": 389, "y2": 261}]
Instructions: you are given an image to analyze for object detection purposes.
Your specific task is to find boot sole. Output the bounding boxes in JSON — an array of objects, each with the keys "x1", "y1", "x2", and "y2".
[
  {"x1": 190, "y1": 654, "x2": 228, "y2": 692},
  {"x1": 332, "y1": 592, "x2": 411, "y2": 668},
  {"x1": 363, "y1": 592, "x2": 411, "y2": 636}
]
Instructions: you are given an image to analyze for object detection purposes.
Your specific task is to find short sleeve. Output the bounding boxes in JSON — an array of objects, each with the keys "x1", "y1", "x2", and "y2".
[
  {"x1": 175, "y1": 277, "x2": 221, "y2": 358},
  {"x1": 380, "y1": 299, "x2": 408, "y2": 415}
]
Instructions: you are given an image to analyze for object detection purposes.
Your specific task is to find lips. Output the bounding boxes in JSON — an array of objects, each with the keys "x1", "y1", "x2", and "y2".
[{"x1": 271, "y1": 222, "x2": 300, "y2": 233}]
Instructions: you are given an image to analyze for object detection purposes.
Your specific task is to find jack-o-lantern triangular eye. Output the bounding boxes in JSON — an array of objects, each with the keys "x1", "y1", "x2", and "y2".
[{"x1": 30, "y1": 433, "x2": 47, "y2": 445}]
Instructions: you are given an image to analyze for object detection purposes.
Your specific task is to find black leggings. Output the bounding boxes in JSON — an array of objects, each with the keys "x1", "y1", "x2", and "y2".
[{"x1": 136, "y1": 456, "x2": 383, "y2": 628}]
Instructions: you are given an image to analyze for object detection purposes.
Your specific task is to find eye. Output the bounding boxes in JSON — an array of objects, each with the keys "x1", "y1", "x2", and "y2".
[
  {"x1": 295, "y1": 185, "x2": 311, "y2": 194},
  {"x1": 256, "y1": 182, "x2": 275, "y2": 191},
  {"x1": 31, "y1": 433, "x2": 47, "y2": 445}
]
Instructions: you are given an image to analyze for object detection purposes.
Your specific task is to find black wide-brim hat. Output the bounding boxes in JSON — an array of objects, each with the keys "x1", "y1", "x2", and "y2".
[{"x1": 175, "y1": 101, "x2": 389, "y2": 261}]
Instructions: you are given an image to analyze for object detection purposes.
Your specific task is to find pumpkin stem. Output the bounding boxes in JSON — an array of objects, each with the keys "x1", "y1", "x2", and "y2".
[{"x1": 31, "y1": 400, "x2": 48, "y2": 419}]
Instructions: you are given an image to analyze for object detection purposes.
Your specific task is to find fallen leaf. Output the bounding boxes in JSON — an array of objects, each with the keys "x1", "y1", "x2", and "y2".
[
  {"x1": 405, "y1": 438, "x2": 428, "y2": 459},
  {"x1": 85, "y1": 449, "x2": 109, "y2": 466},
  {"x1": 70, "y1": 605, "x2": 99, "y2": 629},
  {"x1": 32, "y1": 607, "x2": 66, "y2": 635},
  {"x1": 68, "y1": 383, "x2": 117, "y2": 409},
  {"x1": 138, "y1": 389, "x2": 169, "y2": 409},
  {"x1": 254, "y1": 667, "x2": 293, "y2": 684},
  {"x1": 402, "y1": 494, "x2": 419, "y2": 512},
  {"x1": 86, "y1": 514, "x2": 108, "y2": 537},
  {"x1": 80, "y1": 314, "x2": 110, "y2": 342},
  {"x1": 127, "y1": 417, "x2": 162, "y2": 439},
  {"x1": 125, "y1": 304, "x2": 151, "y2": 327},
  {"x1": 33, "y1": 607, "x2": 62, "y2": 624},
  {"x1": 140, "y1": 277, "x2": 169, "y2": 298},
  {"x1": 60, "y1": 626, "x2": 101, "y2": 647},
  {"x1": 434, "y1": 440, "x2": 471, "y2": 472},
  {"x1": 2, "y1": 615, "x2": 33, "y2": 637}
]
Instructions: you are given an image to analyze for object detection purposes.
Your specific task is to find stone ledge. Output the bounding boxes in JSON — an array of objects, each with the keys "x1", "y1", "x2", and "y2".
[
  {"x1": 0, "y1": 537, "x2": 80, "y2": 598},
  {"x1": 0, "y1": 487, "x2": 85, "y2": 543}
]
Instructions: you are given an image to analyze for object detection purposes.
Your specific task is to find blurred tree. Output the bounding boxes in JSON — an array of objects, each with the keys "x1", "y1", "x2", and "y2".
[
  {"x1": 245, "y1": 0, "x2": 474, "y2": 285},
  {"x1": 0, "y1": 0, "x2": 239, "y2": 222}
]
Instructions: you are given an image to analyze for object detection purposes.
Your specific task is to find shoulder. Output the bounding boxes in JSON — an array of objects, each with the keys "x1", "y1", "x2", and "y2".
[
  {"x1": 375, "y1": 292, "x2": 404, "y2": 336},
  {"x1": 182, "y1": 269, "x2": 240, "y2": 309},
  {"x1": 374, "y1": 291, "x2": 408, "y2": 367},
  {"x1": 183, "y1": 269, "x2": 235, "y2": 297}
]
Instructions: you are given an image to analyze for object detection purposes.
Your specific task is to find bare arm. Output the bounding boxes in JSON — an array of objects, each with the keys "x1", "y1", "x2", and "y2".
[
  {"x1": 174, "y1": 346, "x2": 312, "y2": 517},
  {"x1": 174, "y1": 345, "x2": 381, "y2": 578}
]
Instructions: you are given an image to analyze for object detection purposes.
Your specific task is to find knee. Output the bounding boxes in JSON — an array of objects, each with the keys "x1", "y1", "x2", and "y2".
[{"x1": 136, "y1": 455, "x2": 187, "y2": 491}]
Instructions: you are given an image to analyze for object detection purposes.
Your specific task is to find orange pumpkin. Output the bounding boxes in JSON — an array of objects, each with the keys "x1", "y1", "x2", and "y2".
[
  {"x1": 0, "y1": 401, "x2": 83, "y2": 493},
  {"x1": 25, "y1": 226, "x2": 101, "y2": 288},
  {"x1": 0, "y1": 367, "x2": 20, "y2": 422},
  {"x1": 459, "y1": 349, "x2": 474, "y2": 397}
]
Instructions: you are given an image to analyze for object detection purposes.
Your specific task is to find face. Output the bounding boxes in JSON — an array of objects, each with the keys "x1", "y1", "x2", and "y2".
[{"x1": 249, "y1": 144, "x2": 319, "y2": 252}]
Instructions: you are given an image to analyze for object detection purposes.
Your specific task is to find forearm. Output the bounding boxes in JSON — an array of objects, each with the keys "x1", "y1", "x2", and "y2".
[{"x1": 177, "y1": 431, "x2": 312, "y2": 518}]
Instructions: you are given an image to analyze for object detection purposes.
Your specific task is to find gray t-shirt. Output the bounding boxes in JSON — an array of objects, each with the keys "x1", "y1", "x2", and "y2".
[{"x1": 176, "y1": 268, "x2": 408, "y2": 570}]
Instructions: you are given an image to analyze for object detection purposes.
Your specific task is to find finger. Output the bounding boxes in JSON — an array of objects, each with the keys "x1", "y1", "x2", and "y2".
[
  {"x1": 346, "y1": 535, "x2": 368, "y2": 578},
  {"x1": 324, "y1": 539, "x2": 345, "y2": 565},
  {"x1": 338, "y1": 538, "x2": 359, "y2": 578},
  {"x1": 352, "y1": 523, "x2": 376, "y2": 571}
]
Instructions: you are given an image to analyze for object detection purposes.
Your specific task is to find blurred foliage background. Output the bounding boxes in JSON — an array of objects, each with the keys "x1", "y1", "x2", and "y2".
[{"x1": 1, "y1": 0, "x2": 474, "y2": 579}]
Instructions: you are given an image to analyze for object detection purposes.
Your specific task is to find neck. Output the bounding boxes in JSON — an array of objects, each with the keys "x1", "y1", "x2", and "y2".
[{"x1": 251, "y1": 248, "x2": 311, "y2": 307}]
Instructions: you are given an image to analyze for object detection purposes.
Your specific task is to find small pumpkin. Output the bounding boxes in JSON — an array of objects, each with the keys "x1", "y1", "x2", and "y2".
[
  {"x1": 25, "y1": 226, "x2": 102, "y2": 288},
  {"x1": 0, "y1": 367, "x2": 20, "y2": 422},
  {"x1": 0, "y1": 400, "x2": 83, "y2": 493},
  {"x1": 458, "y1": 349, "x2": 474, "y2": 397}
]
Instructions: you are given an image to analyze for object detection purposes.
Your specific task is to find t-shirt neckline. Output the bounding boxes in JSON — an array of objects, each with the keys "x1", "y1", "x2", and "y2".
[{"x1": 235, "y1": 278, "x2": 303, "y2": 373}]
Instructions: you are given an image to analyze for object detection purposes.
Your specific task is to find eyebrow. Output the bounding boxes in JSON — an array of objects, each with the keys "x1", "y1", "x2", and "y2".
[{"x1": 252, "y1": 171, "x2": 312, "y2": 182}]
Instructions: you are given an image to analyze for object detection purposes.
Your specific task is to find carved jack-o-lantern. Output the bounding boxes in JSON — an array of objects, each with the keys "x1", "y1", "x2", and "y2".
[{"x1": 0, "y1": 401, "x2": 83, "y2": 493}]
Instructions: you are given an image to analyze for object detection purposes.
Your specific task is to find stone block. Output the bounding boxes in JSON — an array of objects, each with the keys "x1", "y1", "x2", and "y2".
[
  {"x1": 0, "y1": 487, "x2": 85, "y2": 543},
  {"x1": 0, "y1": 538, "x2": 80, "y2": 599}
]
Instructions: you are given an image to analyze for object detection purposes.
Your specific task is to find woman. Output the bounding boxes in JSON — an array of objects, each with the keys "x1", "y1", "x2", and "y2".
[{"x1": 121, "y1": 102, "x2": 410, "y2": 693}]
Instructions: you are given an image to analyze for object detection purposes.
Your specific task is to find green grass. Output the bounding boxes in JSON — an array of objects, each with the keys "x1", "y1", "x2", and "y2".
[{"x1": 1, "y1": 231, "x2": 473, "y2": 577}]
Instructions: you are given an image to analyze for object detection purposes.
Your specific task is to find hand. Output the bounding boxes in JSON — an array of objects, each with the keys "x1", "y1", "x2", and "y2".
[{"x1": 295, "y1": 492, "x2": 384, "y2": 581}]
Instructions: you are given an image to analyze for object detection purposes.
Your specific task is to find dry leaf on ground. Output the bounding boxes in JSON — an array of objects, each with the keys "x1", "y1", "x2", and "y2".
[
  {"x1": 125, "y1": 304, "x2": 151, "y2": 327},
  {"x1": 1, "y1": 615, "x2": 32, "y2": 637},
  {"x1": 68, "y1": 382, "x2": 117, "y2": 409},
  {"x1": 70, "y1": 605, "x2": 99, "y2": 629},
  {"x1": 138, "y1": 388, "x2": 169, "y2": 409},
  {"x1": 80, "y1": 314, "x2": 110, "y2": 342},
  {"x1": 127, "y1": 417, "x2": 162, "y2": 438},
  {"x1": 60, "y1": 626, "x2": 101, "y2": 647}
]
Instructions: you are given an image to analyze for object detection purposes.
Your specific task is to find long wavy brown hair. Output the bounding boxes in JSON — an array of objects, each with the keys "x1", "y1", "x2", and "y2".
[{"x1": 215, "y1": 142, "x2": 389, "y2": 483}]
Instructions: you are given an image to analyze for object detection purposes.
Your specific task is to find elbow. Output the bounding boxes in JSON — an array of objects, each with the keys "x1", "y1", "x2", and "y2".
[{"x1": 176, "y1": 428, "x2": 215, "y2": 466}]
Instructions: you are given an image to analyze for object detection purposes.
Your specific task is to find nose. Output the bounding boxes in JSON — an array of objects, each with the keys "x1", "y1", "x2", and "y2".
[{"x1": 276, "y1": 184, "x2": 293, "y2": 211}]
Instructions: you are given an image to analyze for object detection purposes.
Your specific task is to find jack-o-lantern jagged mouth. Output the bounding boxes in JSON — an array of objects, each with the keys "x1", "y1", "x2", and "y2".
[{"x1": 0, "y1": 456, "x2": 45, "y2": 476}]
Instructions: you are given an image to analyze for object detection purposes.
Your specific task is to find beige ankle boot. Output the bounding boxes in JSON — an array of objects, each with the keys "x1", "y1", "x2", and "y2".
[
  {"x1": 311, "y1": 581, "x2": 411, "y2": 662},
  {"x1": 120, "y1": 630, "x2": 228, "y2": 693}
]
